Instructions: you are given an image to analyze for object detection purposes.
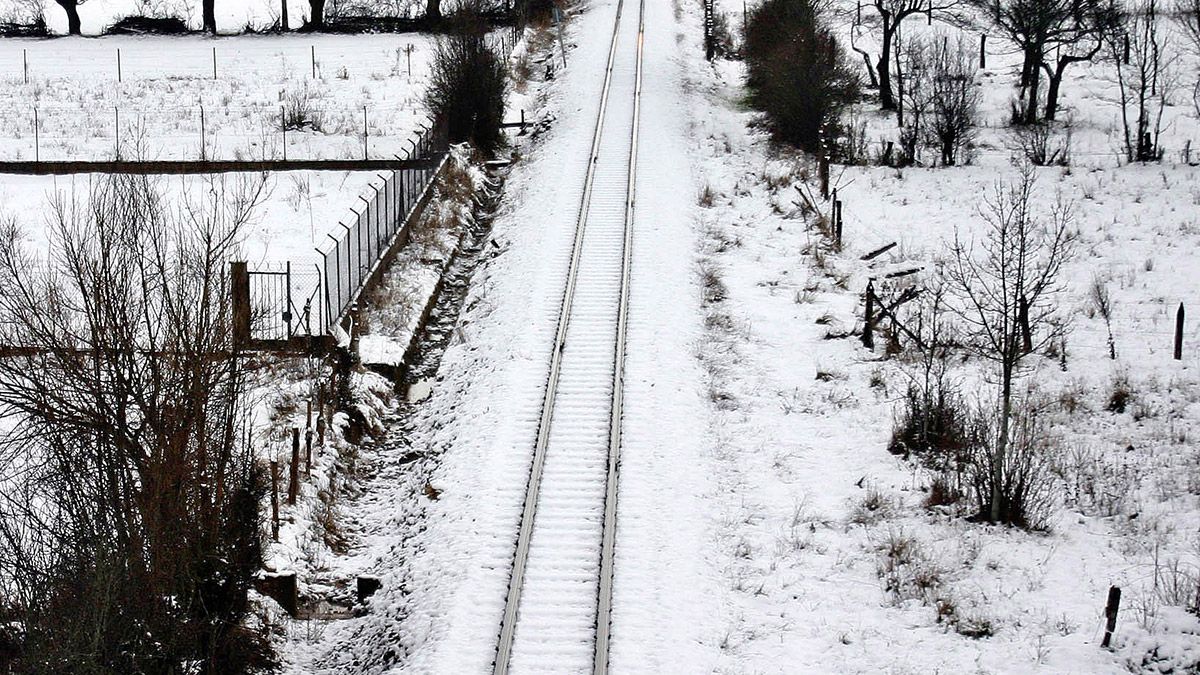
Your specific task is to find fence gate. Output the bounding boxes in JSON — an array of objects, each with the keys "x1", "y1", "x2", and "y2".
[{"x1": 231, "y1": 261, "x2": 322, "y2": 345}]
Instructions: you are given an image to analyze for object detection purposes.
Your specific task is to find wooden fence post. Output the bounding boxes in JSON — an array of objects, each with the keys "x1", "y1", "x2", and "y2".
[
  {"x1": 1101, "y1": 586, "x2": 1121, "y2": 648},
  {"x1": 819, "y1": 156, "x2": 830, "y2": 200},
  {"x1": 1019, "y1": 295, "x2": 1033, "y2": 354},
  {"x1": 270, "y1": 460, "x2": 280, "y2": 540},
  {"x1": 288, "y1": 428, "x2": 300, "y2": 505},
  {"x1": 305, "y1": 397, "x2": 314, "y2": 476},
  {"x1": 1175, "y1": 303, "x2": 1185, "y2": 360},
  {"x1": 230, "y1": 262, "x2": 251, "y2": 347},
  {"x1": 281, "y1": 105, "x2": 287, "y2": 161},
  {"x1": 835, "y1": 199, "x2": 844, "y2": 249},
  {"x1": 862, "y1": 280, "x2": 875, "y2": 349}
]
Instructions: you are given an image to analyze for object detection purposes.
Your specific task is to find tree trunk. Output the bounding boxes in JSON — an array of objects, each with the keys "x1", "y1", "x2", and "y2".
[
  {"x1": 281, "y1": 0, "x2": 289, "y2": 31},
  {"x1": 1023, "y1": 57, "x2": 1042, "y2": 125},
  {"x1": 309, "y1": 0, "x2": 325, "y2": 28},
  {"x1": 994, "y1": 359, "x2": 1013, "y2": 523},
  {"x1": 427, "y1": 0, "x2": 442, "y2": 22},
  {"x1": 1043, "y1": 61, "x2": 1066, "y2": 121},
  {"x1": 203, "y1": 0, "x2": 216, "y2": 34},
  {"x1": 877, "y1": 13, "x2": 896, "y2": 110},
  {"x1": 56, "y1": 0, "x2": 81, "y2": 35}
]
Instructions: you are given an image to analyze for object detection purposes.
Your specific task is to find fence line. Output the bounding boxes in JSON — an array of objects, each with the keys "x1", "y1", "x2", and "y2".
[{"x1": 242, "y1": 119, "x2": 449, "y2": 344}]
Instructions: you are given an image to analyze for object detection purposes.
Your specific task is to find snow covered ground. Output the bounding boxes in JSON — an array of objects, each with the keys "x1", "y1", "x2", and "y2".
[
  {"x1": 272, "y1": 0, "x2": 1200, "y2": 671},
  {"x1": 8, "y1": 0, "x2": 1182, "y2": 670},
  {"x1": 0, "y1": 34, "x2": 437, "y2": 162}
]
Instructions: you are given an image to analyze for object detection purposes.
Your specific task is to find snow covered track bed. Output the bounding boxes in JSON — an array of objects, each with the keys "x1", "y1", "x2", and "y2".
[{"x1": 494, "y1": 0, "x2": 644, "y2": 672}]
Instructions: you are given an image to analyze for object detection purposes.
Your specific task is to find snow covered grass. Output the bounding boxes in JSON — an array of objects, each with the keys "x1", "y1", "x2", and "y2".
[
  {"x1": 689, "y1": 0, "x2": 1200, "y2": 671},
  {"x1": 0, "y1": 33, "x2": 436, "y2": 162}
]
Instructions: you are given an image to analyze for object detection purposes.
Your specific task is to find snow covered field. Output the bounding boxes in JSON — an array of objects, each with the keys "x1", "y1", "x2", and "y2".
[
  {"x1": 0, "y1": 34, "x2": 437, "y2": 162},
  {"x1": 0, "y1": 170, "x2": 394, "y2": 283}
]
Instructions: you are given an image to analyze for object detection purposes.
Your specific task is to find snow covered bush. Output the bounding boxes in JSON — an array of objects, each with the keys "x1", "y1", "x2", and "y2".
[
  {"x1": 743, "y1": 0, "x2": 859, "y2": 154},
  {"x1": 1007, "y1": 120, "x2": 1072, "y2": 167}
]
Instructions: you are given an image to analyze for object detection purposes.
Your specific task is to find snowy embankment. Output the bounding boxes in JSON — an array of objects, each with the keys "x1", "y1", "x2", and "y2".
[
  {"x1": 265, "y1": 18, "x2": 562, "y2": 674},
  {"x1": 688, "y1": 0, "x2": 1200, "y2": 671},
  {"x1": 254, "y1": 143, "x2": 488, "y2": 620}
]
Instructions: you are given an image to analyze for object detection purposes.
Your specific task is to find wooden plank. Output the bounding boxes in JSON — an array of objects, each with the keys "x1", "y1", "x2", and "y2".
[{"x1": 0, "y1": 157, "x2": 442, "y2": 176}]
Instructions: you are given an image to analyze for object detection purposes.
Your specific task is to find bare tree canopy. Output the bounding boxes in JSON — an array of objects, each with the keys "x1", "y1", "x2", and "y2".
[
  {"x1": 969, "y1": 0, "x2": 1121, "y2": 123},
  {"x1": 856, "y1": 0, "x2": 966, "y2": 111},
  {"x1": 0, "y1": 173, "x2": 274, "y2": 672}
]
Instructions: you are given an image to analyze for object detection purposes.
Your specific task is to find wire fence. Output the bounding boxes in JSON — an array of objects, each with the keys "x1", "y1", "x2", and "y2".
[
  {"x1": 241, "y1": 119, "x2": 449, "y2": 343},
  {"x1": 318, "y1": 122, "x2": 449, "y2": 331}
]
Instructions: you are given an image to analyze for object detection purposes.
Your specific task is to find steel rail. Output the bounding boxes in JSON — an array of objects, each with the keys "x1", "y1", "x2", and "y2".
[
  {"x1": 592, "y1": 0, "x2": 644, "y2": 671},
  {"x1": 492, "y1": 0, "x2": 636, "y2": 672}
]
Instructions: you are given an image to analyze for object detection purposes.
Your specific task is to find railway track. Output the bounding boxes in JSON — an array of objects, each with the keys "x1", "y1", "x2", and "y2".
[{"x1": 493, "y1": 0, "x2": 644, "y2": 672}]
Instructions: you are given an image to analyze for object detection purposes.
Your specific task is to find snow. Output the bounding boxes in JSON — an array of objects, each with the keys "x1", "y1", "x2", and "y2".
[
  {"x1": 0, "y1": 33, "x2": 437, "y2": 162},
  {"x1": 0, "y1": 170, "x2": 393, "y2": 275},
  {"x1": 4, "y1": 0, "x2": 1188, "y2": 669},
  {"x1": 295, "y1": 0, "x2": 1200, "y2": 671}
]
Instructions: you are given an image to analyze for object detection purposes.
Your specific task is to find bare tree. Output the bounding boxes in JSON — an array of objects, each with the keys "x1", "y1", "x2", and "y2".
[
  {"x1": 54, "y1": 0, "x2": 85, "y2": 34},
  {"x1": 1174, "y1": 0, "x2": 1200, "y2": 118},
  {"x1": 0, "y1": 173, "x2": 273, "y2": 672},
  {"x1": 970, "y1": 0, "x2": 1121, "y2": 124},
  {"x1": 855, "y1": 0, "x2": 965, "y2": 111},
  {"x1": 1108, "y1": 0, "x2": 1178, "y2": 162},
  {"x1": 896, "y1": 35, "x2": 979, "y2": 166},
  {"x1": 898, "y1": 36, "x2": 933, "y2": 165},
  {"x1": 946, "y1": 164, "x2": 1074, "y2": 524}
]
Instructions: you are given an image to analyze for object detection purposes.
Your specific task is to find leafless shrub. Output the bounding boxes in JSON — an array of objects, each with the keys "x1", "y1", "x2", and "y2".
[
  {"x1": 1107, "y1": 0, "x2": 1180, "y2": 163},
  {"x1": 1090, "y1": 275, "x2": 1117, "y2": 359},
  {"x1": 1007, "y1": 120, "x2": 1072, "y2": 166},
  {"x1": 0, "y1": 174, "x2": 274, "y2": 672},
  {"x1": 282, "y1": 83, "x2": 325, "y2": 132},
  {"x1": 963, "y1": 397, "x2": 1059, "y2": 530},
  {"x1": 425, "y1": 25, "x2": 507, "y2": 154},
  {"x1": 0, "y1": 0, "x2": 47, "y2": 34},
  {"x1": 1107, "y1": 372, "x2": 1133, "y2": 413},
  {"x1": 849, "y1": 484, "x2": 897, "y2": 525},
  {"x1": 927, "y1": 36, "x2": 980, "y2": 166},
  {"x1": 891, "y1": 281, "x2": 977, "y2": 476},
  {"x1": 875, "y1": 528, "x2": 944, "y2": 604},
  {"x1": 1057, "y1": 444, "x2": 1140, "y2": 517}
]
